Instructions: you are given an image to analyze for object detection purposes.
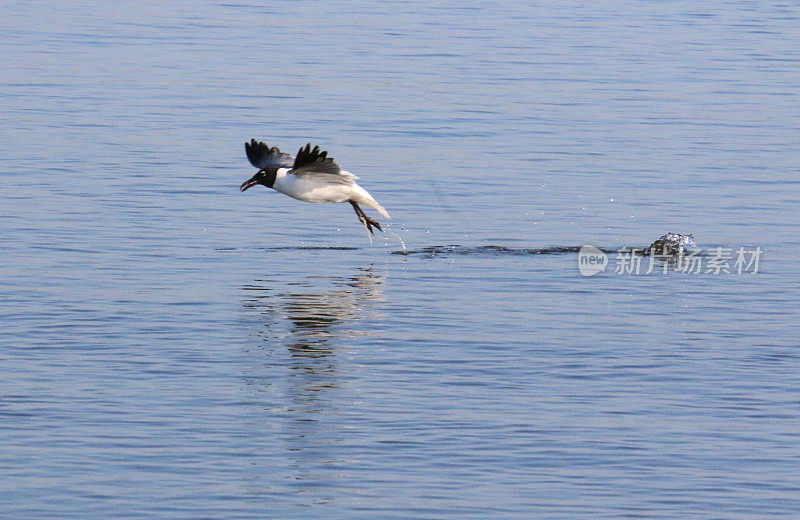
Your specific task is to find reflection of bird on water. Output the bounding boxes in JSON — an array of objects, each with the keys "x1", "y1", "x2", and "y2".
[
  {"x1": 240, "y1": 268, "x2": 385, "y2": 488},
  {"x1": 282, "y1": 293, "x2": 351, "y2": 357},
  {"x1": 242, "y1": 267, "x2": 385, "y2": 408},
  {"x1": 242, "y1": 267, "x2": 385, "y2": 357}
]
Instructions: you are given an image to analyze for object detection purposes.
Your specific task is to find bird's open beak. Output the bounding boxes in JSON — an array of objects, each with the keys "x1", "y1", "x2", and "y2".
[{"x1": 240, "y1": 177, "x2": 259, "y2": 192}]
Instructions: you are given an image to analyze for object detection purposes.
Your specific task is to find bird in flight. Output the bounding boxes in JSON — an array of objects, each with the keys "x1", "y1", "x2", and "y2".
[{"x1": 240, "y1": 140, "x2": 390, "y2": 235}]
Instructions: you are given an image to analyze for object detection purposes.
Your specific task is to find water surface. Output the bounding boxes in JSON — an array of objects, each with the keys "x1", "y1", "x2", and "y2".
[{"x1": 1, "y1": 1, "x2": 799, "y2": 518}]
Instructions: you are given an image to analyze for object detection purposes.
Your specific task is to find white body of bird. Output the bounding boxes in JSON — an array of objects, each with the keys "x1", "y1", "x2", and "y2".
[{"x1": 272, "y1": 168, "x2": 390, "y2": 219}]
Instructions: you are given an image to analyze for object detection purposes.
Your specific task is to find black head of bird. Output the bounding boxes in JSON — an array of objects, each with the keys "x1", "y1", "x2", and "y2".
[{"x1": 240, "y1": 167, "x2": 278, "y2": 191}]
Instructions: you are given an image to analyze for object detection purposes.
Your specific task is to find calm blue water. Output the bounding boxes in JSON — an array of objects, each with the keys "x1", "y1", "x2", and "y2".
[{"x1": 2, "y1": 1, "x2": 799, "y2": 518}]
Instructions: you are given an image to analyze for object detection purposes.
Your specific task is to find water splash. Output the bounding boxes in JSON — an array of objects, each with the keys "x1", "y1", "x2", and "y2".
[
  {"x1": 386, "y1": 231, "x2": 406, "y2": 252},
  {"x1": 641, "y1": 233, "x2": 697, "y2": 256}
]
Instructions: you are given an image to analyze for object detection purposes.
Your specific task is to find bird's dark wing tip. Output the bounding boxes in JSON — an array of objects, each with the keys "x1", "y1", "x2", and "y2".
[
  {"x1": 291, "y1": 143, "x2": 338, "y2": 174},
  {"x1": 245, "y1": 139, "x2": 295, "y2": 169}
]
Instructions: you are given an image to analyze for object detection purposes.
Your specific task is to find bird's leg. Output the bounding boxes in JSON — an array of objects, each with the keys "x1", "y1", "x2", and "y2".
[
  {"x1": 349, "y1": 201, "x2": 382, "y2": 235},
  {"x1": 350, "y1": 201, "x2": 372, "y2": 235},
  {"x1": 349, "y1": 201, "x2": 373, "y2": 244}
]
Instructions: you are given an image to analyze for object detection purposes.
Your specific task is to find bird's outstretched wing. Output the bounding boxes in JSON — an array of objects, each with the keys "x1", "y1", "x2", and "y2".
[
  {"x1": 245, "y1": 139, "x2": 295, "y2": 169},
  {"x1": 290, "y1": 143, "x2": 343, "y2": 176}
]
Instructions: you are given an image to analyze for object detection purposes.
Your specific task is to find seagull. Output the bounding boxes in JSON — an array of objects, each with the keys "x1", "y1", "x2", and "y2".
[{"x1": 240, "y1": 140, "x2": 390, "y2": 235}]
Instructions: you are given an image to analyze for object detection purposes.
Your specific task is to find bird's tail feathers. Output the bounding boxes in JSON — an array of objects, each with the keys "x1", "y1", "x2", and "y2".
[
  {"x1": 370, "y1": 201, "x2": 390, "y2": 219},
  {"x1": 359, "y1": 199, "x2": 390, "y2": 219},
  {"x1": 354, "y1": 188, "x2": 390, "y2": 219}
]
